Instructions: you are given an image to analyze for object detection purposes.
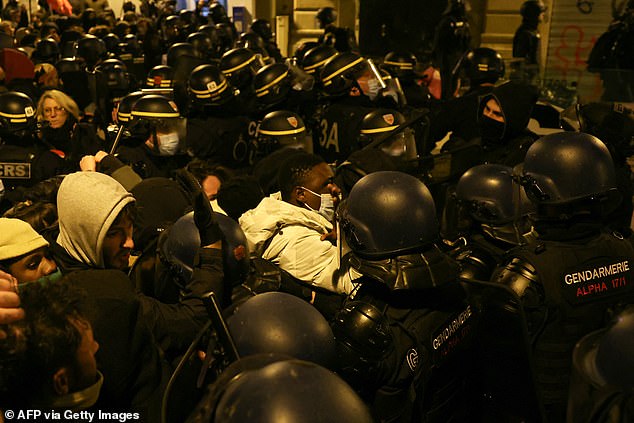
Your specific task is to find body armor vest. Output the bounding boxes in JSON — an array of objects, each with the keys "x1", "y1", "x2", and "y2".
[{"x1": 510, "y1": 231, "x2": 634, "y2": 417}]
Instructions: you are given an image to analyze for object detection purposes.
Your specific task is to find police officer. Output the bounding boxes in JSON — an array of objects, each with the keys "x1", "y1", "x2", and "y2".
[
  {"x1": 316, "y1": 7, "x2": 358, "y2": 53},
  {"x1": 317, "y1": 52, "x2": 397, "y2": 164},
  {"x1": 115, "y1": 94, "x2": 189, "y2": 179},
  {"x1": 185, "y1": 64, "x2": 251, "y2": 169},
  {"x1": 249, "y1": 18, "x2": 283, "y2": 63},
  {"x1": 0, "y1": 91, "x2": 65, "y2": 208},
  {"x1": 219, "y1": 47, "x2": 264, "y2": 115},
  {"x1": 382, "y1": 51, "x2": 431, "y2": 108},
  {"x1": 443, "y1": 163, "x2": 533, "y2": 281},
  {"x1": 334, "y1": 171, "x2": 477, "y2": 422},
  {"x1": 492, "y1": 132, "x2": 634, "y2": 421},
  {"x1": 513, "y1": 0, "x2": 546, "y2": 84}
]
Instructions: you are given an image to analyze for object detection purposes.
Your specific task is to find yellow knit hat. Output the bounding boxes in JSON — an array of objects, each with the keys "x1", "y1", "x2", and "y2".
[{"x1": 0, "y1": 218, "x2": 49, "y2": 261}]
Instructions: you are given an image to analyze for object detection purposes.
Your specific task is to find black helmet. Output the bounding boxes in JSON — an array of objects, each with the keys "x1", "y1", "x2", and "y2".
[
  {"x1": 256, "y1": 110, "x2": 308, "y2": 152},
  {"x1": 293, "y1": 41, "x2": 320, "y2": 66},
  {"x1": 227, "y1": 292, "x2": 336, "y2": 367},
  {"x1": 97, "y1": 58, "x2": 127, "y2": 72},
  {"x1": 338, "y1": 171, "x2": 438, "y2": 259},
  {"x1": 128, "y1": 95, "x2": 181, "y2": 143},
  {"x1": 55, "y1": 57, "x2": 85, "y2": 74},
  {"x1": 331, "y1": 300, "x2": 394, "y2": 390},
  {"x1": 215, "y1": 23, "x2": 236, "y2": 52},
  {"x1": 210, "y1": 359, "x2": 374, "y2": 423},
  {"x1": 146, "y1": 65, "x2": 174, "y2": 88},
  {"x1": 302, "y1": 44, "x2": 337, "y2": 77},
  {"x1": 520, "y1": 0, "x2": 546, "y2": 18},
  {"x1": 592, "y1": 307, "x2": 634, "y2": 388},
  {"x1": 166, "y1": 42, "x2": 200, "y2": 67},
  {"x1": 320, "y1": 52, "x2": 367, "y2": 96},
  {"x1": 209, "y1": 2, "x2": 229, "y2": 24},
  {"x1": 237, "y1": 32, "x2": 271, "y2": 63},
  {"x1": 116, "y1": 91, "x2": 144, "y2": 124},
  {"x1": 188, "y1": 64, "x2": 235, "y2": 106},
  {"x1": 121, "y1": 34, "x2": 141, "y2": 56},
  {"x1": 575, "y1": 102, "x2": 634, "y2": 156},
  {"x1": 32, "y1": 38, "x2": 59, "y2": 64},
  {"x1": 219, "y1": 47, "x2": 264, "y2": 89},
  {"x1": 159, "y1": 211, "x2": 249, "y2": 288},
  {"x1": 76, "y1": 34, "x2": 106, "y2": 68},
  {"x1": 456, "y1": 164, "x2": 533, "y2": 225},
  {"x1": 316, "y1": 7, "x2": 337, "y2": 27},
  {"x1": 187, "y1": 31, "x2": 213, "y2": 57},
  {"x1": 95, "y1": 59, "x2": 131, "y2": 100},
  {"x1": 358, "y1": 109, "x2": 417, "y2": 159},
  {"x1": 102, "y1": 33, "x2": 121, "y2": 55},
  {"x1": 253, "y1": 63, "x2": 292, "y2": 106},
  {"x1": 113, "y1": 20, "x2": 131, "y2": 38},
  {"x1": 0, "y1": 91, "x2": 36, "y2": 139},
  {"x1": 249, "y1": 19, "x2": 273, "y2": 41},
  {"x1": 382, "y1": 51, "x2": 417, "y2": 79},
  {"x1": 179, "y1": 9, "x2": 197, "y2": 33},
  {"x1": 519, "y1": 132, "x2": 618, "y2": 206},
  {"x1": 465, "y1": 47, "x2": 505, "y2": 85}
]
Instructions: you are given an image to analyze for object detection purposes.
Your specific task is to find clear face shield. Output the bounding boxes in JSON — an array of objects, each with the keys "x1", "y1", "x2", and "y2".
[
  {"x1": 285, "y1": 57, "x2": 315, "y2": 92},
  {"x1": 154, "y1": 116, "x2": 187, "y2": 156},
  {"x1": 380, "y1": 127, "x2": 417, "y2": 159}
]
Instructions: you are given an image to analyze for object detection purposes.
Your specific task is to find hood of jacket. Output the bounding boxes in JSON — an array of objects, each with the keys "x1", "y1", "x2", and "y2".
[
  {"x1": 239, "y1": 192, "x2": 332, "y2": 256},
  {"x1": 57, "y1": 171, "x2": 135, "y2": 268},
  {"x1": 479, "y1": 81, "x2": 539, "y2": 141}
]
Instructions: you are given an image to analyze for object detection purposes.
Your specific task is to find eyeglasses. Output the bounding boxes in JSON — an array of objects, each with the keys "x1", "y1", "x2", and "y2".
[{"x1": 43, "y1": 106, "x2": 65, "y2": 115}]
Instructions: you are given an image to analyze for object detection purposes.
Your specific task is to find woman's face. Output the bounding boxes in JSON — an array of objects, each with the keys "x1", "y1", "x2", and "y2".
[{"x1": 42, "y1": 97, "x2": 68, "y2": 129}]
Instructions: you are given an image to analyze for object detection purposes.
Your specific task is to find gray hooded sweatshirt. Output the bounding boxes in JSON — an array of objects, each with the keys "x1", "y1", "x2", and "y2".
[{"x1": 57, "y1": 171, "x2": 135, "y2": 268}]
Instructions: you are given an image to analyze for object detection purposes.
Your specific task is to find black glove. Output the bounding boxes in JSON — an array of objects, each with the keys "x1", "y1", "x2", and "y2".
[{"x1": 194, "y1": 190, "x2": 223, "y2": 246}]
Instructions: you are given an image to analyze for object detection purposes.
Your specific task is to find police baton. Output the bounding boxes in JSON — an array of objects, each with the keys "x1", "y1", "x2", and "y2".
[{"x1": 108, "y1": 125, "x2": 125, "y2": 155}]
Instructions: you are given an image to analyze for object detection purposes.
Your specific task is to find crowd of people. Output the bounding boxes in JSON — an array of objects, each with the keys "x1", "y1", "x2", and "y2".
[{"x1": 0, "y1": 1, "x2": 633, "y2": 422}]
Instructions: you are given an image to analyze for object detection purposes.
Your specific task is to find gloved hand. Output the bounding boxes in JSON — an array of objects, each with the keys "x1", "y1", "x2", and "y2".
[{"x1": 194, "y1": 189, "x2": 223, "y2": 246}]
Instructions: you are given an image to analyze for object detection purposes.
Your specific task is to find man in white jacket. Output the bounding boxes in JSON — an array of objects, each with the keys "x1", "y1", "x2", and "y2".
[{"x1": 240, "y1": 153, "x2": 359, "y2": 295}]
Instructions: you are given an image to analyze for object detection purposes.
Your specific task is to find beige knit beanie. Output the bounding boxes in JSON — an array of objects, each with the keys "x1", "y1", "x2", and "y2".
[{"x1": 0, "y1": 218, "x2": 49, "y2": 261}]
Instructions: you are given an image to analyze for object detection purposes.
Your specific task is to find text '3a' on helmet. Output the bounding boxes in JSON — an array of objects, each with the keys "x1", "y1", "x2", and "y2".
[
  {"x1": 0, "y1": 91, "x2": 37, "y2": 138},
  {"x1": 188, "y1": 64, "x2": 235, "y2": 106},
  {"x1": 320, "y1": 52, "x2": 367, "y2": 96},
  {"x1": 338, "y1": 171, "x2": 439, "y2": 260},
  {"x1": 518, "y1": 131, "x2": 620, "y2": 212}
]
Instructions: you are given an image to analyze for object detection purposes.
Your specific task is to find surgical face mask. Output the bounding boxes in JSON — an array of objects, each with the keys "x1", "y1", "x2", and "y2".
[
  {"x1": 301, "y1": 186, "x2": 335, "y2": 221},
  {"x1": 157, "y1": 132, "x2": 180, "y2": 156}
]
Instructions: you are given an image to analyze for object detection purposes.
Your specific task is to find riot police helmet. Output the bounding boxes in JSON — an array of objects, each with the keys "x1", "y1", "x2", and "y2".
[
  {"x1": 219, "y1": 47, "x2": 264, "y2": 89},
  {"x1": 257, "y1": 110, "x2": 308, "y2": 150},
  {"x1": 576, "y1": 102, "x2": 634, "y2": 157},
  {"x1": 76, "y1": 34, "x2": 106, "y2": 68},
  {"x1": 520, "y1": 0, "x2": 546, "y2": 20},
  {"x1": 338, "y1": 171, "x2": 438, "y2": 259},
  {"x1": 215, "y1": 23, "x2": 236, "y2": 52},
  {"x1": 316, "y1": 7, "x2": 337, "y2": 27},
  {"x1": 249, "y1": 19, "x2": 273, "y2": 42},
  {"x1": 0, "y1": 91, "x2": 37, "y2": 140},
  {"x1": 456, "y1": 163, "x2": 533, "y2": 225},
  {"x1": 383, "y1": 51, "x2": 417, "y2": 80},
  {"x1": 594, "y1": 307, "x2": 634, "y2": 388},
  {"x1": 320, "y1": 52, "x2": 368, "y2": 96},
  {"x1": 146, "y1": 65, "x2": 174, "y2": 88},
  {"x1": 32, "y1": 38, "x2": 60, "y2": 64},
  {"x1": 55, "y1": 57, "x2": 85, "y2": 74},
  {"x1": 211, "y1": 359, "x2": 374, "y2": 423},
  {"x1": 209, "y1": 2, "x2": 230, "y2": 24},
  {"x1": 128, "y1": 94, "x2": 181, "y2": 144},
  {"x1": 102, "y1": 33, "x2": 121, "y2": 55},
  {"x1": 95, "y1": 59, "x2": 131, "y2": 100},
  {"x1": 113, "y1": 20, "x2": 131, "y2": 38},
  {"x1": 159, "y1": 211, "x2": 249, "y2": 288},
  {"x1": 253, "y1": 62, "x2": 292, "y2": 106},
  {"x1": 121, "y1": 34, "x2": 141, "y2": 56},
  {"x1": 466, "y1": 47, "x2": 505, "y2": 85},
  {"x1": 187, "y1": 31, "x2": 213, "y2": 57},
  {"x1": 519, "y1": 132, "x2": 619, "y2": 208},
  {"x1": 293, "y1": 41, "x2": 320, "y2": 66},
  {"x1": 358, "y1": 109, "x2": 416, "y2": 158},
  {"x1": 188, "y1": 64, "x2": 235, "y2": 106},
  {"x1": 302, "y1": 44, "x2": 338, "y2": 77},
  {"x1": 227, "y1": 292, "x2": 336, "y2": 367},
  {"x1": 116, "y1": 91, "x2": 144, "y2": 124},
  {"x1": 166, "y1": 42, "x2": 200, "y2": 67},
  {"x1": 237, "y1": 32, "x2": 270, "y2": 63}
]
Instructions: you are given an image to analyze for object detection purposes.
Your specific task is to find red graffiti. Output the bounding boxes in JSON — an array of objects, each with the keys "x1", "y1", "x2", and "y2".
[{"x1": 552, "y1": 24, "x2": 597, "y2": 79}]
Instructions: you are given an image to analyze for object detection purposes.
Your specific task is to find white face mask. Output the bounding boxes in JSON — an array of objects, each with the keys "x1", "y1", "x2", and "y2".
[
  {"x1": 157, "y1": 132, "x2": 180, "y2": 156},
  {"x1": 301, "y1": 186, "x2": 335, "y2": 221}
]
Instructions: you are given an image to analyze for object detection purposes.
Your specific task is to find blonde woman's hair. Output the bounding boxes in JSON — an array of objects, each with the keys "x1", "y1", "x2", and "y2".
[{"x1": 36, "y1": 89, "x2": 81, "y2": 122}]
